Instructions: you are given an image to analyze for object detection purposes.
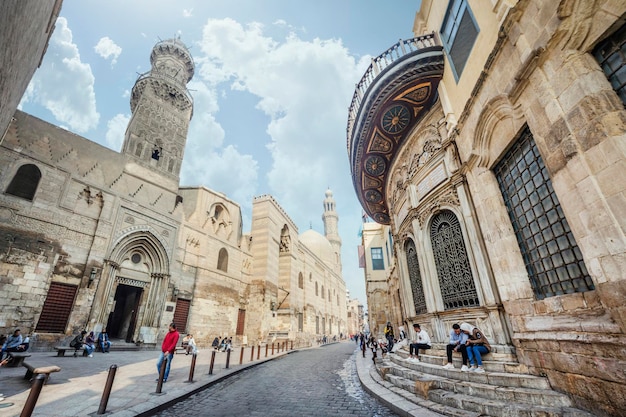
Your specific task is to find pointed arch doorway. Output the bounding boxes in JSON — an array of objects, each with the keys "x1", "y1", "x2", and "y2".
[
  {"x1": 90, "y1": 229, "x2": 171, "y2": 345},
  {"x1": 108, "y1": 281, "x2": 144, "y2": 342}
]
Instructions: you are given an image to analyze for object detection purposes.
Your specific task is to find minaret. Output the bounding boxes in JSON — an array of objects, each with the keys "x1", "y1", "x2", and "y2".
[
  {"x1": 122, "y1": 38, "x2": 194, "y2": 186},
  {"x1": 322, "y1": 188, "x2": 342, "y2": 264}
]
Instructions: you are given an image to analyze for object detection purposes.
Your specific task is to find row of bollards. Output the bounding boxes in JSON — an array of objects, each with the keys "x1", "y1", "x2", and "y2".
[{"x1": 18, "y1": 341, "x2": 299, "y2": 416}]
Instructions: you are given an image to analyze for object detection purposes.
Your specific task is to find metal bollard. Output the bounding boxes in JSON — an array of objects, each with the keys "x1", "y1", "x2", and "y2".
[
  {"x1": 156, "y1": 357, "x2": 167, "y2": 393},
  {"x1": 250, "y1": 345, "x2": 255, "y2": 362},
  {"x1": 209, "y1": 350, "x2": 216, "y2": 375},
  {"x1": 20, "y1": 373, "x2": 46, "y2": 417},
  {"x1": 97, "y1": 365, "x2": 118, "y2": 414},
  {"x1": 265, "y1": 344, "x2": 268, "y2": 357},
  {"x1": 239, "y1": 347, "x2": 244, "y2": 365},
  {"x1": 186, "y1": 353, "x2": 197, "y2": 383},
  {"x1": 257, "y1": 344, "x2": 260, "y2": 360},
  {"x1": 225, "y1": 349, "x2": 231, "y2": 369},
  {"x1": 271, "y1": 343, "x2": 274, "y2": 355},
  {"x1": 291, "y1": 340, "x2": 293, "y2": 350}
]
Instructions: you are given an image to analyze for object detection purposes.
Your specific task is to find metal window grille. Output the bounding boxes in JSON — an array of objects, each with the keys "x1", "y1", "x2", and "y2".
[
  {"x1": 494, "y1": 127, "x2": 594, "y2": 299},
  {"x1": 593, "y1": 23, "x2": 626, "y2": 106},
  {"x1": 173, "y1": 298, "x2": 190, "y2": 333},
  {"x1": 35, "y1": 282, "x2": 77, "y2": 333},
  {"x1": 430, "y1": 210, "x2": 480, "y2": 310},
  {"x1": 236, "y1": 309, "x2": 246, "y2": 335},
  {"x1": 405, "y1": 239, "x2": 427, "y2": 314}
]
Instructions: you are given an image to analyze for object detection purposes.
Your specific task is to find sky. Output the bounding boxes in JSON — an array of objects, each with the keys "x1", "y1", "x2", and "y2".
[{"x1": 18, "y1": 0, "x2": 422, "y2": 308}]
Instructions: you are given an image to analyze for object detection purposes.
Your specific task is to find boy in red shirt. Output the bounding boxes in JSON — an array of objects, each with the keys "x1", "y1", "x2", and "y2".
[{"x1": 156, "y1": 323, "x2": 180, "y2": 382}]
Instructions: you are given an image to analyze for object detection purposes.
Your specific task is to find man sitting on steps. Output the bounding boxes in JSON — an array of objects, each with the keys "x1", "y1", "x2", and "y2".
[{"x1": 443, "y1": 323, "x2": 469, "y2": 371}]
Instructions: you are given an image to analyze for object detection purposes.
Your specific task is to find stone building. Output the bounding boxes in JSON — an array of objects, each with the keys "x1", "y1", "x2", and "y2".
[
  {"x1": 0, "y1": 37, "x2": 346, "y2": 351},
  {"x1": 0, "y1": 0, "x2": 62, "y2": 142},
  {"x1": 348, "y1": 0, "x2": 626, "y2": 415}
]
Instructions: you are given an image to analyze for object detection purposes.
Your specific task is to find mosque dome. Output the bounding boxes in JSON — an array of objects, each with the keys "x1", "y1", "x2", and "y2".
[{"x1": 299, "y1": 229, "x2": 334, "y2": 264}]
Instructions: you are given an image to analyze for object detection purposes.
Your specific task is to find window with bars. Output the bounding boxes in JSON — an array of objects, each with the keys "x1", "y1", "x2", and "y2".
[
  {"x1": 371, "y1": 247, "x2": 384, "y2": 270},
  {"x1": 430, "y1": 210, "x2": 480, "y2": 310},
  {"x1": 494, "y1": 127, "x2": 594, "y2": 299},
  {"x1": 173, "y1": 299, "x2": 190, "y2": 333},
  {"x1": 236, "y1": 309, "x2": 245, "y2": 335},
  {"x1": 405, "y1": 239, "x2": 427, "y2": 314},
  {"x1": 593, "y1": 23, "x2": 626, "y2": 106},
  {"x1": 36, "y1": 282, "x2": 77, "y2": 333},
  {"x1": 440, "y1": 0, "x2": 479, "y2": 81}
]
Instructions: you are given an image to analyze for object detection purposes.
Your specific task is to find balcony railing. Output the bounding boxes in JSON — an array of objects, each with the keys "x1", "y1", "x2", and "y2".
[
  {"x1": 134, "y1": 71, "x2": 194, "y2": 106},
  {"x1": 346, "y1": 32, "x2": 438, "y2": 149}
]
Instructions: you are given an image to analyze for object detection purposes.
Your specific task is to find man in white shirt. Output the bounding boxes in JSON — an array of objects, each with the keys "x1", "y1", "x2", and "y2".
[{"x1": 408, "y1": 323, "x2": 431, "y2": 362}]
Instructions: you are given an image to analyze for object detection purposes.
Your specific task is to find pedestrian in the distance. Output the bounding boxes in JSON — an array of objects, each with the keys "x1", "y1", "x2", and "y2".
[
  {"x1": 98, "y1": 328, "x2": 111, "y2": 353},
  {"x1": 156, "y1": 323, "x2": 180, "y2": 383}
]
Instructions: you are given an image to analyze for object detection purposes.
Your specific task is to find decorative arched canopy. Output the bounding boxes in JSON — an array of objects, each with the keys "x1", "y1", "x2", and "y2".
[{"x1": 347, "y1": 34, "x2": 445, "y2": 224}]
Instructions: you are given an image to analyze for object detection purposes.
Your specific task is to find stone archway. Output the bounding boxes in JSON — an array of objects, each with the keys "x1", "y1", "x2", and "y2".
[{"x1": 90, "y1": 228, "x2": 170, "y2": 344}]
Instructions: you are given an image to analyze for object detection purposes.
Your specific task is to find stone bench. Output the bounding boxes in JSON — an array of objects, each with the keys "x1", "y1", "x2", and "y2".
[
  {"x1": 22, "y1": 361, "x2": 61, "y2": 384},
  {"x1": 6, "y1": 352, "x2": 31, "y2": 367},
  {"x1": 54, "y1": 346, "x2": 87, "y2": 357}
]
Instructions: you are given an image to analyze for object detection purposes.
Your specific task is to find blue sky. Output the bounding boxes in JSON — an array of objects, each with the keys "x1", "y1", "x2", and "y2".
[{"x1": 19, "y1": 0, "x2": 422, "y2": 307}]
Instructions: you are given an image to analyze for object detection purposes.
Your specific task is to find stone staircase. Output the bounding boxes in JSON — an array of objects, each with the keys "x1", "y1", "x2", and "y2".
[{"x1": 374, "y1": 345, "x2": 595, "y2": 417}]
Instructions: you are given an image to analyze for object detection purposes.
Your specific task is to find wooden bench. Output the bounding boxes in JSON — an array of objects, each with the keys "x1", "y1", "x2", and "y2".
[
  {"x1": 22, "y1": 361, "x2": 61, "y2": 384},
  {"x1": 54, "y1": 346, "x2": 87, "y2": 357},
  {"x1": 6, "y1": 352, "x2": 31, "y2": 367}
]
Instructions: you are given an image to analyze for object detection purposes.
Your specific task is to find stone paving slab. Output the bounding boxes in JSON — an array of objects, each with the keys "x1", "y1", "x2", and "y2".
[
  {"x1": 0, "y1": 343, "x2": 440, "y2": 417},
  {"x1": 0, "y1": 346, "x2": 289, "y2": 417}
]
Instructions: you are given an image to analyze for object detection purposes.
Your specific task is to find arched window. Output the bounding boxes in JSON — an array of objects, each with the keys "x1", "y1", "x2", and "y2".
[
  {"x1": 298, "y1": 272, "x2": 304, "y2": 289},
  {"x1": 217, "y1": 248, "x2": 228, "y2": 272},
  {"x1": 430, "y1": 210, "x2": 479, "y2": 310},
  {"x1": 321, "y1": 284, "x2": 324, "y2": 298},
  {"x1": 405, "y1": 239, "x2": 427, "y2": 314},
  {"x1": 279, "y1": 225, "x2": 290, "y2": 253},
  {"x1": 6, "y1": 164, "x2": 41, "y2": 201},
  {"x1": 494, "y1": 127, "x2": 593, "y2": 298},
  {"x1": 315, "y1": 282, "x2": 319, "y2": 296},
  {"x1": 328, "y1": 289, "x2": 331, "y2": 301},
  {"x1": 309, "y1": 273, "x2": 312, "y2": 282}
]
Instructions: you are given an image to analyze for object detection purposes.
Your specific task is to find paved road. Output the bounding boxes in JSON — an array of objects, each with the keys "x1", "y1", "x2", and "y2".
[{"x1": 155, "y1": 342, "x2": 399, "y2": 417}]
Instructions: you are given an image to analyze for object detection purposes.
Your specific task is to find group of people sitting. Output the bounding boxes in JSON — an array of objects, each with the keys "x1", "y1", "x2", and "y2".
[
  {"x1": 180, "y1": 334, "x2": 197, "y2": 355},
  {"x1": 379, "y1": 321, "x2": 492, "y2": 373},
  {"x1": 211, "y1": 336, "x2": 232, "y2": 352},
  {"x1": 0, "y1": 328, "x2": 30, "y2": 364},
  {"x1": 69, "y1": 328, "x2": 111, "y2": 357}
]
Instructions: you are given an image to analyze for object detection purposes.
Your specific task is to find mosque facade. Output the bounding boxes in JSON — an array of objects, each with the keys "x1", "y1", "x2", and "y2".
[
  {"x1": 0, "y1": 36, "x2": 347, "y2": 350},
  {"x1": 349, "y1": 1, "x2": 626, "y2": 415}
]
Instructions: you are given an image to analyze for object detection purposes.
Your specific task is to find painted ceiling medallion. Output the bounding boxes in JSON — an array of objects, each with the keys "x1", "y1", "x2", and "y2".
[
  {"x1": 364, "y1": 155, "x2": 386, "y2": 176},
  {"x1": 381, "y1": 104, "x2": 410, "y2": 134},
  {"x1": 365, "y1": 189, "x2": 383, "y2": 203},
  {"x1": 374, "y1": 212, "x2": 390, "y2": 223}
]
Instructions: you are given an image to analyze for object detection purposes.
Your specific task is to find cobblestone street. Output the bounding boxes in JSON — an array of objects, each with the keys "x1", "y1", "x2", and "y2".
[{"x1": 155, "y1": 342, "x2": 398, "y2": 417}]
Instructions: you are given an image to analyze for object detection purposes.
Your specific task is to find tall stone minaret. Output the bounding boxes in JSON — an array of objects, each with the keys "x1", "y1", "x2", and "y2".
[
  {"x1": 122, "y1": 38, "x2": 194, "y2": 187},
  {"x1": 322, "y1": 188, "x2": 342, "y2": 267}
]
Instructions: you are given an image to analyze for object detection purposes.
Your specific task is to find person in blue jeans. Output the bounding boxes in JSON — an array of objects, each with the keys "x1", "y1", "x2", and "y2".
[
  {"x1": 98, "y1": 328, "x2": 111, "y2": 353},
  {"x1": 460, "y1": 322, "x2": 492, "y2": 373},
  {"x1": 156, "y1": 323, "x2": 180, "y2": 383},
  {"x1": 84, "y1": 331, "x2": 96, "y2": 357}
]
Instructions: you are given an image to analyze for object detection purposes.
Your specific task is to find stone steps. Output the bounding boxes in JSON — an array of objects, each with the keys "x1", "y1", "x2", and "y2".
[{"x1": 375, "y1": 353, "x2": 596, "y2": 417}]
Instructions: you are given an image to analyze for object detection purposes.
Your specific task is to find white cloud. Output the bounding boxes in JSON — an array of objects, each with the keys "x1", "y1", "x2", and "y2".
[
  {"x1": 183, "y1": 8, "x2": 193, "y2": 18},
  {"x1": 94, "y1": 37, "x2": 122, "y2": 65},
  {"x1": 181, "y1": 79, "x2": 259, "y2": 208},
  {"x1": 196, "y1": 18, "x2": 363, "y2": 228},
  {"x1": 105, "y1": 113, "x2": 130, "y2": 151},
  {"x1": 19, "y1": 17, "x2": 99, "y2": 133}
]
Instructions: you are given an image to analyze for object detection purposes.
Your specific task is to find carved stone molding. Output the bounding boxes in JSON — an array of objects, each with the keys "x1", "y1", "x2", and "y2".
[
  {"x1": 116, "y1": 277, "x2": 149, "y2": 288},
  {"x1": 417, "y1": 187, "x2": 460, "y2": 226}
]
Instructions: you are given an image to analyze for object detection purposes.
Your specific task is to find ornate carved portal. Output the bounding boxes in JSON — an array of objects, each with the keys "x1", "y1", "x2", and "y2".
[
  {"x1": 405, "y1": 239, "x2": 427, "y2": 315},
  {"x1": 430, "y1": 210, "x2": 479, "y2": 310}
]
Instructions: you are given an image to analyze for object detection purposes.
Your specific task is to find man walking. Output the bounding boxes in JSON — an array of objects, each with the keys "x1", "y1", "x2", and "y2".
[{"x1": 156, "y1": 323, "x2": 180, "y2": 383}]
